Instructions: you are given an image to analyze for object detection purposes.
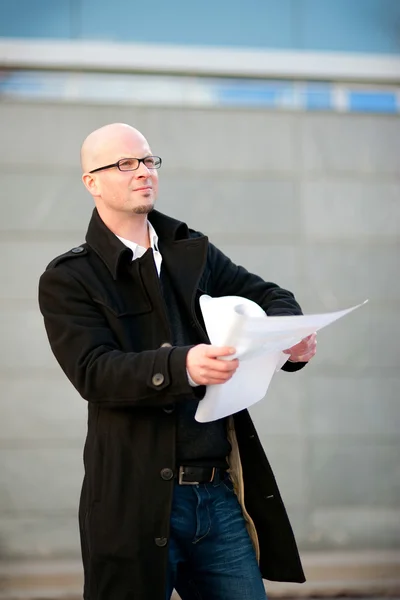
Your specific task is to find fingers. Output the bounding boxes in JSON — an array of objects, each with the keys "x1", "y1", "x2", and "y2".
[
  {"x1": 186, "y1": 345, "x2": 239, "y2": 386},
  {"x1": 203, "y1": 356, "x2": 239, "y2": 372},
  {"x1": 196, "y1": 358, "x2": 239, "y2": 385},
  {"x1": 288, "y1": 350, "x2": 315, "y2": 363},
  {"x1": 203, "y1": 360, "x2": 239, "y2": 377},
  {"x1": 207, "y1": 377, "x2": 232, "y2": 385},
  {"x1": 198, "y1": 371, "x2": 235, "y2": 385},
  {"x1": 284, "y1": 333, "x2": 316, "y2": 352},
  {"x1": 285, "y1": 332, "x2": 317, "y2": 362},
  {"x1": 189, "y1": 367, "x2": 238, "y2": 386},
  {"x1": 205, "y1": 345, "x2": 236, "y2": 358}
]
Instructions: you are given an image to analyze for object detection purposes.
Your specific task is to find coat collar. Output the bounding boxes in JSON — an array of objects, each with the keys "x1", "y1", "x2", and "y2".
[{"x1": 85, "y1": 208, "x2": 198, "y2": 280}]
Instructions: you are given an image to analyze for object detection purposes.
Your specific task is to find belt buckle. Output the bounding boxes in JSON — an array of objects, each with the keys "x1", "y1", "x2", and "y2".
[{"x1": 178, "y1": 466, "x2": 199, "y2": 486}]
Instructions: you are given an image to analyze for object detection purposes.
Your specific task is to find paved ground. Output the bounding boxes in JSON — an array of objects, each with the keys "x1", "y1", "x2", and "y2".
[
  {"x1": 2, "y1": 597, "x2": 399, "y2": 600},
  {"x1": 0, "y1": 550, "x2": 399, "y2": 599}
]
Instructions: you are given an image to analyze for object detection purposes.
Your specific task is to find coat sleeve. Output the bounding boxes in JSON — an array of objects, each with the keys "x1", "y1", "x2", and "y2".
[
  {"x1": 38, "y1": 266, "x2": 202, "y2": 407},
  {"x1": 206, "y1": 242, "x2": 307, "y2": 372}
]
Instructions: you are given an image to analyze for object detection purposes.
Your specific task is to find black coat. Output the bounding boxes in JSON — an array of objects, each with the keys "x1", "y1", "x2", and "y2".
[{"x1": 38, "y1": 209, "x2": 306, "y2": 600}]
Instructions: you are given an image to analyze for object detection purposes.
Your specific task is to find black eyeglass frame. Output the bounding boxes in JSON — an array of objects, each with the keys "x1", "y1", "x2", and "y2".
[{"x1": 89, "y1": 156, "x2": 162, "y2": 174}]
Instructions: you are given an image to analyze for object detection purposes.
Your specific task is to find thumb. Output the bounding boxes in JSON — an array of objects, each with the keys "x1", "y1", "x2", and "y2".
[{"x1": 206, "y1": 345, "x2": 236, "y2": 358}]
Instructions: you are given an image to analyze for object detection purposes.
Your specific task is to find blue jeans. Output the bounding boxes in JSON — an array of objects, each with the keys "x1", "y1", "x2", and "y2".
[{"x1": 166, "y1": 475, "x2": 267, "y2": 600}]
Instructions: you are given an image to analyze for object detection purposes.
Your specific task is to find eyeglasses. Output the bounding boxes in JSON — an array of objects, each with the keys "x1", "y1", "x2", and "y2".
[{"x1": 89, "y1": 156, "x2": 162, "y2": 174}]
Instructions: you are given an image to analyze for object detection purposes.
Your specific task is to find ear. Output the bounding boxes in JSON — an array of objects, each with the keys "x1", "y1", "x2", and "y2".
[{"x1": 82, "y1": 172, "x2": 100, "y2": 197}]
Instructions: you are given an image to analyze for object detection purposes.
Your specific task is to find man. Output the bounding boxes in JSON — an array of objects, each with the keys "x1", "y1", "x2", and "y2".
[{"x1": 38, "y1": 123, "x2": 316, "y2": 600}]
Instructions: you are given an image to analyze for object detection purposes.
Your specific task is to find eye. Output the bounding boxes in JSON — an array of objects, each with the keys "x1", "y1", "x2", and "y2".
[
  {"x1": 144, "y1": 156, "x2": 157, "y2": 167},
  {"x1": 119, "y1": 158, "x2": 138, "y2": 170}
]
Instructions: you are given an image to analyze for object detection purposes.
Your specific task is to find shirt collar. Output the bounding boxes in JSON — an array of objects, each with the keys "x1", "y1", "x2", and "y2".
[{"x1": 116, "y1": 221, "x2": 159, "y2": 260}]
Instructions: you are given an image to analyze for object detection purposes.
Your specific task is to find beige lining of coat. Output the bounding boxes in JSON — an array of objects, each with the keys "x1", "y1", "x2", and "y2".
[{"x1": 226, "y1": 415, "x2": 260, "y2": 564}]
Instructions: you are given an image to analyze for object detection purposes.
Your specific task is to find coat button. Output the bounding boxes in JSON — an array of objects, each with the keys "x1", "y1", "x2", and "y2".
[
  {"x1": 155, "y1": 537, "x2": 168, "y2": 547},
  {"x1": 152, "y1": 373, "x2": 164, "y2": 386},
  {"x1": 71, "y1": 246, "x2": 84, "y2": 254},
  {"x1": 160, "y1": 468, "x2": 174, "y2": 481},
  {"x1": 160, "y1": 342, "x2": 172, "y2": 348},
  {"x1": 163, "y1": 404, "x2": 175, "y2": 414}
]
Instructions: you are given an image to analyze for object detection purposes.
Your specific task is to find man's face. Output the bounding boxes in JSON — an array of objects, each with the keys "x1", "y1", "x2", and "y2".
[{"x1": 91, "y1": 131, "x2": 159, "y2": 215}]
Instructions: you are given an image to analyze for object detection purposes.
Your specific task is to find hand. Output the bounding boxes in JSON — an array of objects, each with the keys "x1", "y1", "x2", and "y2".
[
  {"x1": 186, "y1": 344, "x2": 239, "y2": 386},
  {"x1": 283, "y1": 333, "x2": 317, "y2": 363}
]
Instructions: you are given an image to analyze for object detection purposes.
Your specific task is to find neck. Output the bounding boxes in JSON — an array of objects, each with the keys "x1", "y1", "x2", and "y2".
[{"x1": 96, "y1": 205, "x2": 150, "y2": 248}]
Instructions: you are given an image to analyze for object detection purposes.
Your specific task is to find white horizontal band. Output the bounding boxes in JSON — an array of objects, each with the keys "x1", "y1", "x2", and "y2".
[{"x1": 1, "y1": 38, "x2": 400, "y2": 83}]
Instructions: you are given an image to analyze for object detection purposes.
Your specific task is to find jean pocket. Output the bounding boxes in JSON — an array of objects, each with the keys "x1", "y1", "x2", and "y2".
[{"x1": 221, "y1": 476, "x2": 235, "y2": 493}]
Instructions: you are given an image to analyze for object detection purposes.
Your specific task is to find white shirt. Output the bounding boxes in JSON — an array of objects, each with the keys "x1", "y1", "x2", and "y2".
[
  {"x1": 116, "y1": 222, "x2": 198, "y2": 387},
  {"x1": 116, "y1": 221, "x2": 162, "y2": 275}
]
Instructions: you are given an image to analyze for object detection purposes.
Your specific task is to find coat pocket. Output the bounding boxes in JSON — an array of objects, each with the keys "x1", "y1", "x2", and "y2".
[{"x1": 92, "y1": 296, "x2": 151, "y2": 318}]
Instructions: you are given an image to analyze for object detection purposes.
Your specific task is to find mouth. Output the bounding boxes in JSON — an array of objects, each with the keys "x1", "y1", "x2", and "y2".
[{"x1": 135, "y1": 186, "x2": 152, "y2": 192}]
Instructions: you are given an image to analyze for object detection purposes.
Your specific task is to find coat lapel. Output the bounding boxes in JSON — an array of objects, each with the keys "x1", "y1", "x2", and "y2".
[{"x1": 160, "y1": 236, "x2": 210, "y2": 342}]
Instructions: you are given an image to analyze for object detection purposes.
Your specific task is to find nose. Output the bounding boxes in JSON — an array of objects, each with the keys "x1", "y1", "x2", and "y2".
[{"x1": 136, "y1": 161, "x2": 152, "y2": 178}]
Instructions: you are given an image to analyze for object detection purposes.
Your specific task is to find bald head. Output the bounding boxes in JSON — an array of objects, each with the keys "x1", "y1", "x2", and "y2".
[
  {"x1": 80, "y1": 123, "x2": 149, "y2": 173},
  {"x1": 80, "y1": 122, "x2": 159, "y2": 222}
]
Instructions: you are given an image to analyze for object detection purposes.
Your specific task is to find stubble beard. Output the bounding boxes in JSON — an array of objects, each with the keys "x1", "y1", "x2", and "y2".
[{"x1": 132, "y1": 204, "x2": 154, "y2": 215}]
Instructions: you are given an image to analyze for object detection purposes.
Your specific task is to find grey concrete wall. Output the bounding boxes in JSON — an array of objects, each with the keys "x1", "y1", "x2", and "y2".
[{"x1": 0, "y1": 100, "x2": 399, "y2": 558}]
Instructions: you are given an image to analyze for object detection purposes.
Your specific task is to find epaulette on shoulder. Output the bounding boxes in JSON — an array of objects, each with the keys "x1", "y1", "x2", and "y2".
[
  {"x1": 46, "y1": 245, "x2": 88, "y2": 270},
  {"x1": 188, "y1": 229, "x2": 206, "y2": 240}
]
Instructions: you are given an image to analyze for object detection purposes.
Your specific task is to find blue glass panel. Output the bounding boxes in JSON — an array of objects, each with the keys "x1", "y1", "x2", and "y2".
[
  {"x1": 301, "y1": 0, "x2": 400, "y2": 54},
  {"x1": 216, "y1": 80, "x2": 296, "y2": 108},
  {"x1": 0, "y1": 0, "x2": 72, "y2": 38},
  {"x1": 1, "y1": 0, "x2": 398, "y2": 55},
  {"x1": 303, "y1": 84, "x2": 333, "y2": 110},
  {"x1": 348, "y1": 91, "x2": 398, "y2": 113},
  {"x1": 80, "y1": 0, "x2": 295, "y2": 48}
]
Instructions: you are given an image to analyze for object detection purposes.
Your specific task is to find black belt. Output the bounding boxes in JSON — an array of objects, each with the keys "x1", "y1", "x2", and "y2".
[{"x1": 177, "y1": 466, "x2": 227, "y2": 485}]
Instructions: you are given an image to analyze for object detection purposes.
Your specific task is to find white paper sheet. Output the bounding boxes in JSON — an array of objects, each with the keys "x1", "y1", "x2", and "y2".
[{"x1": 195, "y1": 296, "x2": 368, "y2": 423}]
